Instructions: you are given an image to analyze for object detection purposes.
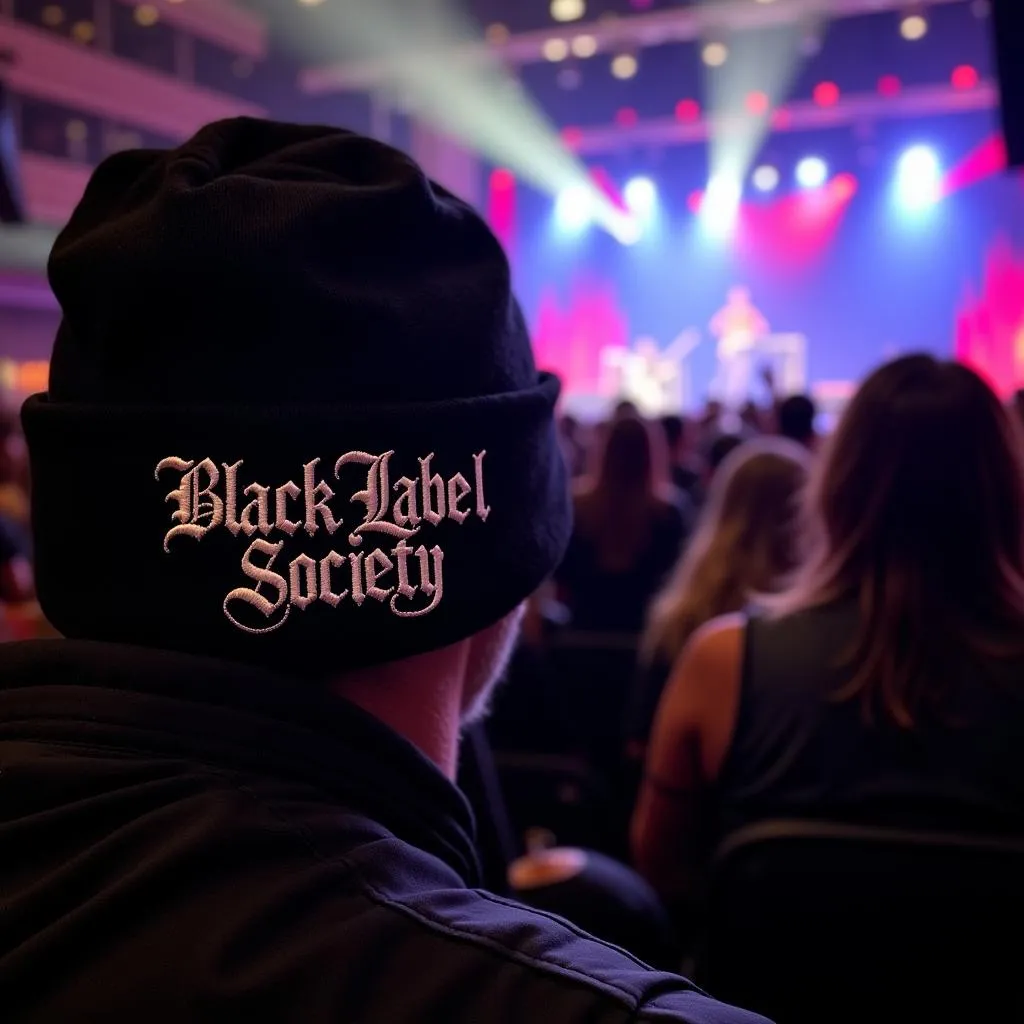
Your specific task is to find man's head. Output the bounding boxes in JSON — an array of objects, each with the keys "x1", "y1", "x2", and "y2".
[
  {"x1": 22, "y1": 118, "x2": 572, "y2": 682},
  {"x1": 777, "y1": 393, "x2": 818, "y2": 448},
  {"x1": 659, "y1": 414, "x2": 686, "y2": 460}
]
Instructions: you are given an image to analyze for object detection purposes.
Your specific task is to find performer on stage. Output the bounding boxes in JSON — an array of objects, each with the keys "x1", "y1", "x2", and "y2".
[{"x1": 709, "y1": 286, "x2": 769, "y2": 410}]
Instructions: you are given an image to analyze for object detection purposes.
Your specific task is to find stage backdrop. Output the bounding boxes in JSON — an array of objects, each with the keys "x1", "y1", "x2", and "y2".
[{"x1": 505, "y1": 112, "x2": 1024, "y2": 407}]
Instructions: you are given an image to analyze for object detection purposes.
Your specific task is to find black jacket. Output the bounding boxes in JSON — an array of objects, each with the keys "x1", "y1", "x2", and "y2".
[{"x1": 0, "y1": 640, "x2": 771, "y2": 1024}]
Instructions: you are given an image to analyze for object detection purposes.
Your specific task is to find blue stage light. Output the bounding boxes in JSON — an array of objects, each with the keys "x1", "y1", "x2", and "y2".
[
  {"x1": 795, "y1": 156, "x2": 829, "y2": 189},
  {"x1": 895, "y1": 145, "x2": 941, "y2": 210},
  {"x1": 554, "y1": 184, "x2": 594, "y2": 232},
  {"x1": 624, "y1": 176, "x2": 657, "y2": 216}
]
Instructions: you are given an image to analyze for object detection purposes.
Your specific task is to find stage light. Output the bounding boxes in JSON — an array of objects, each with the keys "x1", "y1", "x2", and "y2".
[
  {"x1": 612, "y1": 218, "x2": 643, "y2": 246},
  {"x1": 796, "y1": 157, "x2": 829, "y2": 189},
  {"x1": 813, "y1": 82, "x2": 840, "y2": 107},
  {"x1": 611, "y1": 53, "x2": 638, "y2": 79},
  {"x1": 484, "y1": 23, "x2": 510, "y2": 45},
  {"x1": 746, "y1": 91, "x2": 770, "y2": 116},
  {"x1": 543, "y1": 38, "x2": 569, "y2": 62},
  {"x1": 624, "y1": 176, "x2": 657, "y2": 216},
  {"x1": 675, "y1": 98, "x2": 701, "y2": 122},
  {"x1": 700, "y1": 175, "x2": 741, "y2": 237},
  {"x1": 895, "y1": 145, "x2": 941, "y2": 210},
  {"x1": 900, "y1": 14, "x2": 928, "y2": 40},
  {"x1": 752, "y1": 165, "x2": 780, "y2": 193},
  {"x1": 832, "y1": 173, "x2": 859, "y2": 202},
  {"x1": 878, "y1": 74, "x2": 902, "y2": 97},
  {"x1": 550, "y1": 0, "x2": 585, "y2": 23},
  {"x1": 490, "y1": 168, "x2": 515, "y2": 191},
  {"x1": 554, "y1": 184, "x2": 594, "y2": 232},
  {"x1": 702, "y1": 42, "x2": 728, "y2": 68},
  {"x1": 615, "y1": 107, "x2": 638, "y2": 126},
  {"x1": 561, "y1": 126, "x2": 583, "y2": 148},
  {"x1": 571, "y1": 34, "x2": 598, "y2": 58},
  {"x1": 952, "y1": 65, "x2": 979, "y2": 90}
]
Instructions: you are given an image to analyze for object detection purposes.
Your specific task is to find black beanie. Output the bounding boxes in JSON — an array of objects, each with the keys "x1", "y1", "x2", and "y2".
[{"x1": 22, "y1": 117, "x2": 571, "y2": 677}]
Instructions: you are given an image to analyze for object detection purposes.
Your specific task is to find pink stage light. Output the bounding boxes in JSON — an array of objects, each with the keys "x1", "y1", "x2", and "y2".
[
  {"x1": 487, "y1": 167, "x2": 516, "y2": 256},
  {"x1": 561, "y1": 126, "x2": 583, "y2": 148},
  {"x1": 686, "y1": 190, "x2": 704, "y2": 214},
  {"x1": 941, "y1": 133, "x2": 1008, "y2": 197},
  {"x1": 746, "y1": 91, "x2": 770, "y2": 116},
  {"x1": 675, "y1": 98, "x2": 701, "y2": 122},
  {"x1": 814, "y1": 82, "x2": 840, "y2": 107},
  {"x1": 489, "y1": 168, "x2": 515, "y2": 191},
  {"x1": 830, "y1": 173, "x2": 859, "y2": 202},
  {"x1": 616, "y1": 107, "x2": 639, "y2": 126},
  {"x1": 952, "y1": 65, "x2": 980, "y2": 90},
  {"x1": 878, "y1": 75, "x2": 902, "y2": 97},
  {"x1": 771, "y1": 107, "x2": 793, "y2": 130}
]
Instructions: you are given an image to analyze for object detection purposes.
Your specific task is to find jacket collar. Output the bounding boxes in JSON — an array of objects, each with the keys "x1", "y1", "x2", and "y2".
[{"x1": 0, "y1": 638, "x2": 482, "y2": 886}]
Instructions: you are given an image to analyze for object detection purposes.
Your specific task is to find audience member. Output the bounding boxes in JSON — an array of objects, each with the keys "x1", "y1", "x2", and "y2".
[
  {"x1": 659, "y1": 413, "x2": 703, "y2": 506},
  {"x1": 707, "y1": 433, "x2": 744, "y2": 479},
  {"x1": 632, "y1": 354, "x2": 1024, "y2": 908},
  {"x1": 0, "y1": 512, "x2": 33, "y2": 606},
  {"x1": 558, "y1": 413, "x2": 689, "y2": 633},
  {"x1": 627, "y1": 438, "x2": 809, "y2": 758},
  {"x1": 0, "y1": 405, "x2": 29, "y2": 525},
  {"x1": 776, "y1": 394, "x2": 817, "y2": 449},
  {"x1": 1, "y1": 119, "x2": 768, "y2": 1024},
  {"x1": 558, "y1": 412, "x2": 588, "y2": 479}
]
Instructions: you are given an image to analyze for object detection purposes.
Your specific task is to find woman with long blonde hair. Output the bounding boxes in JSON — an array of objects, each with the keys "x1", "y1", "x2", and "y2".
[
  {"x1": 632, "y1": 355, "x2": 1024, "y2": 909},
  {"x1": 627, "y1": 438, "x2": 809, "y2": 756}
]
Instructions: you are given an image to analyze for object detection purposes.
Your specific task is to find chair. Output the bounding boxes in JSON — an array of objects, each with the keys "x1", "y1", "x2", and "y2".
[
  {"x1": 701, "y1": 819, "x2": 1024, "y2": 1023},
  {"x1": 546, "y1": 629, "x2": 641, "y2": 781}
]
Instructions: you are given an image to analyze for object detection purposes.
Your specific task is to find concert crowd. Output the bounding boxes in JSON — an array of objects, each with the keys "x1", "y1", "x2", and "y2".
[{"x1": 2, "y1": 119, "x2": 1023, "y2": 1024}]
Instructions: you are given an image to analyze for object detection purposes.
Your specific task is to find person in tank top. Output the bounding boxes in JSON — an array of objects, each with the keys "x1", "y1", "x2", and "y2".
[{"x1": 632, "y1": 354, "x2": 1024, "y2": 905}]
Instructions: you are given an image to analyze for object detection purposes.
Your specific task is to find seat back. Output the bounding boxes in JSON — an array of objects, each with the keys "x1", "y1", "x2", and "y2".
[
  {"x1": 547, "y1": 630, "x2": 640, "y2": 778},
  {"x1": 703, "y1": 819, "x2": 1024, "y2": 1023}
]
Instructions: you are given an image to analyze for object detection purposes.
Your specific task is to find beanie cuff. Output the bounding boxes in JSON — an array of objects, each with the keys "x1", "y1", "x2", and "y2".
[{"x1": 23, "y1": 372, "x2": 570, "y2": 677}]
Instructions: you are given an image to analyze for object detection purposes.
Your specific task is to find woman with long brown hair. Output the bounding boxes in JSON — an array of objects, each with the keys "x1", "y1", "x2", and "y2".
[
  {"x1": 557, "y1": 412, "x2": 687, "y2": 633},
  {"x1": 627, "y1": 438, "x2": 809, "y2": 757},
  {"x1": 632, "y1": 355, "x2": 1024, "y2": 904}
]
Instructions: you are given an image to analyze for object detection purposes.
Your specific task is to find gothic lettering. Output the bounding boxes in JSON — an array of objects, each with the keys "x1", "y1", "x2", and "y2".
[
  {"x1": 337, "y1": 451, "x2": 418, "y2": 547},
  {"x1": 156, "y1": 457, "x2": 223, "y2": 551},
  {"x1": 223, "y1": 538, "x2": 289, "y2": 634},
  {"x1": 304, "y1": 458, "x2": 341, "y2": 537},
  {"x1": 275, "y1": 480, "x2": 302, "y2": 536},
  {"x1": 157, "y1": 448, "x2": 489, "y2": 634}
]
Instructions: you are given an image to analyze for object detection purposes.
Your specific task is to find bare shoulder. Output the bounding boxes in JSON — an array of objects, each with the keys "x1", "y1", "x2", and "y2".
[
  {"x1": 665, "y1": 614, "x2": 746, "y2": 778},
  {"x1": 681, "y1": 613, "x2": 745, "y2": 678}
]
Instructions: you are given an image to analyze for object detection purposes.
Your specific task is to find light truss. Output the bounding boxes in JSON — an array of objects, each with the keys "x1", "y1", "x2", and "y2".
[{"x1": 565, "y1": 81, "x2": 998, "y2": 156}]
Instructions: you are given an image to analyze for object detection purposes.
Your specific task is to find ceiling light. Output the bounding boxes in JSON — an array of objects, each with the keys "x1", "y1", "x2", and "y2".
[
  {"x1": 543, "y1": 38, "x2": 570, "y2": 62},
  {"x1": 550, "y1": 0, "x2": 585, "y2": 23},
  {"x1": 485, "y1": 23, "x2": 510, "y2": 45},
  {"x1": 702, "y1": 42, "x2": 729, "y2": 67},
  {"x1": 571, "y1": 34, "x2": 598, "y2": 58},
  {"x1": 900, "y1": 14, "x2": 928, "y2": 40},
  {"x1": 611, "y1": 53, "x2": 638, "y2": 80},
  {"x1": 133, "y1": 4, "x2": 159, "y2": 26}
]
